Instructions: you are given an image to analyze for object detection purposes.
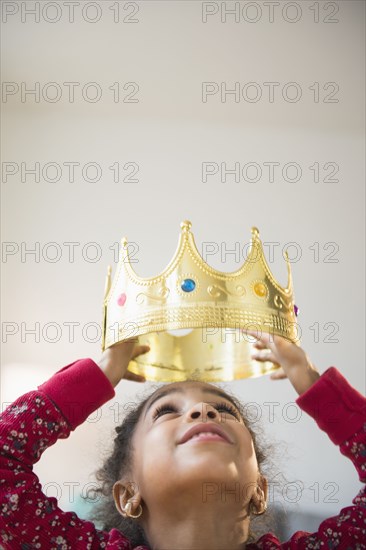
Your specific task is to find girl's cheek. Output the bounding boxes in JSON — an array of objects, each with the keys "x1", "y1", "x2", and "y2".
[{"x1": 235, "y1": 429, "x2": 255, "y2": 459}]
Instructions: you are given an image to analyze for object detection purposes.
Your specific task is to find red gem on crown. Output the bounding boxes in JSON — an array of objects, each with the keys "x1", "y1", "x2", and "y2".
[{"x1": 117, "y1": 293, "x2": 127, "y2": 307}]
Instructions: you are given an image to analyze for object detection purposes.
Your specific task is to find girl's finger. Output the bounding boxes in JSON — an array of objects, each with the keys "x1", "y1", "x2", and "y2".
[
  {"x1": 270, "y1": 372, "x2": 287, "y2": 380},
  {"x1": 243, "y1": 329, "x2": 260, "y2": 340},
  {"x1": 252, "y1": 340, "x2": 267, "y2": 350},
  {"x1": 124, "y1": 370, "x2": 146, "y2": 383},
  {"x1": 251, "y1": 349, "x2": 278, "y2": 363},
  {"x1": 118, "y1": 337, "x2": 139, "y2": 345},
  {"x1": 131, "y1": 345, "x2": 151, "y2": 359},
  {"x1": 243, "y1": 330, "x2": 275, "y2": 349}
]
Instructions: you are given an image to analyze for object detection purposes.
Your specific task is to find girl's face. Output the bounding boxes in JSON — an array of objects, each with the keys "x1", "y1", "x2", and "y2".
[{"x1": 126, "y1": 381, "x2": 261, "y2": 512}]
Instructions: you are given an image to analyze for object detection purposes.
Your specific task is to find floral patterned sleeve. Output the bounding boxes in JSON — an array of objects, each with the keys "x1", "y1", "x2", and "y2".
[
  {"x1": 0, "y1": 358, "x2": 149, "y2": 550},
  {"x1": 248, "y1": 366, "x2": 366, "y2": 549}
]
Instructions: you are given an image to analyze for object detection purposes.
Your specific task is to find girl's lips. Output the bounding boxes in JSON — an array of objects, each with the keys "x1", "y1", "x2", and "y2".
[
  {"x1": 184, "y1": 432, "x2": 230, "y2": 444},
  {"x1": 178, "y1": 422, "x2": 233, "y2": 445}
]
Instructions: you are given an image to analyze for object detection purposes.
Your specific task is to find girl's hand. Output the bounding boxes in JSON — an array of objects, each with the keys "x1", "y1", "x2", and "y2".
[
  {"x1": 244, "y1": 330, "x2": 321, "y2": 396},
  {"x1": 97, "y1": 338, "x2": 150, "y2": 388}
]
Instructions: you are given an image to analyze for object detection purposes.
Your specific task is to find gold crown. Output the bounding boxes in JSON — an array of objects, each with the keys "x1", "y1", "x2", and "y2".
[{"x1": 101, "y1": 220, "x2": 299, "y2": 382}]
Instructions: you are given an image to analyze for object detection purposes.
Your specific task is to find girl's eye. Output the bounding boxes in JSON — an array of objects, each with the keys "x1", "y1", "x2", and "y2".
[
  {"x1": 152, "y1": 403, "x2": 178, "y2": 420},
  {"x1": 214, "y1": 402, "x2": 241, "y2": 420}
]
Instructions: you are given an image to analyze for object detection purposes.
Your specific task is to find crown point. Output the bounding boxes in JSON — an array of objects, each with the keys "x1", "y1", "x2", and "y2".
[
  {"x1": 251, "y1": 226, "x2": 260, "y2": 237},
  {"x1": 181, "y1": 220, "x2": 192, "y2": 232}
]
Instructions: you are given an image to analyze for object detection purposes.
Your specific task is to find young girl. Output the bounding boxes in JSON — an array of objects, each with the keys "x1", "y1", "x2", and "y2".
[{"x1": 0, "y1": 331, "x2": 365, "y2": 549}]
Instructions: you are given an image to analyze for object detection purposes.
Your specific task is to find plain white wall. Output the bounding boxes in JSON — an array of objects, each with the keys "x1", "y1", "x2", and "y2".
[{"x1": 1, "y1": 0, "x2": 365, "y2": 537}]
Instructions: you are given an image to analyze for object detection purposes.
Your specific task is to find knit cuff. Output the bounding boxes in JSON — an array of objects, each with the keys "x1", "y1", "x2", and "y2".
[
  {"x1": 296, "y1": 367, "x2": 366, "y2": 445},
  {"x1": 37, "y1": 358, "x2": 116, "y2": 430}
]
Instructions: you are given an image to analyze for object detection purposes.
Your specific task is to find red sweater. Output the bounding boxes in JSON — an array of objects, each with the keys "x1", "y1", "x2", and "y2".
[{"x1": 0, "y1": 358, "x2": 365, "y2": 550}]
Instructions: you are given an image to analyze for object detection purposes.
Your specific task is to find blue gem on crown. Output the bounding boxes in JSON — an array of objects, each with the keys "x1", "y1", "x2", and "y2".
[
  {"x1": 294, "y1": 304, "x2": 299, "y2": 316},
  {"x1": 181, "y1": 278, "x2": 196, "y2": 292}
]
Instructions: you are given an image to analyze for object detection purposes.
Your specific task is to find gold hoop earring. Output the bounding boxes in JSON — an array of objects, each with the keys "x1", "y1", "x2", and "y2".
[
  {"x1": 251, "y1": 501, "x2": 267, "y2": 516},
  {"x1": 249, "y1": 487, "x2": 267, "y2": 516},
  {"x1": 123, "y1": 501, "x2": 143, "y2": 519}
]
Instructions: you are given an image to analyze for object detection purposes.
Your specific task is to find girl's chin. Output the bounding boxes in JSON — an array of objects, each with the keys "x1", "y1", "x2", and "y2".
[{"x1": 179, "y1": 463, "x2": 240, "y2": 484}]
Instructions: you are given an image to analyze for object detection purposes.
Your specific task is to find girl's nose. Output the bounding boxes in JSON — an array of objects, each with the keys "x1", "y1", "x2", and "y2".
[{"x1": 187, "y1": 402, "x2": 219, "y2": 420}]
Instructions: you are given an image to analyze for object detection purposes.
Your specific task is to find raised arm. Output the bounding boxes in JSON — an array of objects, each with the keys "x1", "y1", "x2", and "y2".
[
  {"x1": 278, "y1": 367, "x2": 366, "y2": 549},
  {"x1": 245, "y1": 331, "x2": 366, "y2": 549},
  {"x1": 0, "y1": 341, "x2": 150, "y2": 549}
]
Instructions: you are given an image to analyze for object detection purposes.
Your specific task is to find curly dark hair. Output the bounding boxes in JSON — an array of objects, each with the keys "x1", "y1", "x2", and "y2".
[{"x1": 84, "y1": 380, "x2": 288, "y2": 548}]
